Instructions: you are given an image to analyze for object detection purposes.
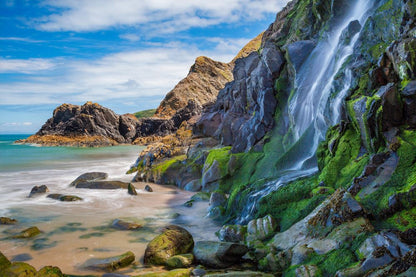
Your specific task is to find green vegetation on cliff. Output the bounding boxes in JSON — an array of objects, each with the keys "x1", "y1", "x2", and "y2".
[{"x1": 134, "y1": 109, "x2": 156, "y2": 119}]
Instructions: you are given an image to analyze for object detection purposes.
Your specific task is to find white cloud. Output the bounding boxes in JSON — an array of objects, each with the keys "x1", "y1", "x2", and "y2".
[
  {"x1": 0, "y1": 58, "x2": 56, "y2": 74},
  {"x1": 1, "y1": 122, "x2": 32, "y2": 126},
  {"x1": 119, "y1": 34, "x2": 141, "y2": 42},
  {"x1": 36, "y1": 0, "x2": 289, "y2": 33},
  {"x1": 0, "y1": 38, "x2": 244, "y2": 106},
  {"x1": 0, "y1": 37, "x2": 44, "y2": 43}
]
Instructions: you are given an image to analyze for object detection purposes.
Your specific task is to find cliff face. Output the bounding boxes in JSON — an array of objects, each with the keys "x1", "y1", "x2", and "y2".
[
  {"x1": 131, "y1": 0, "x2": 416, "y2": 275},
  {"x1": 154, "y1": 34, "x2": 263, "y2": 118}
]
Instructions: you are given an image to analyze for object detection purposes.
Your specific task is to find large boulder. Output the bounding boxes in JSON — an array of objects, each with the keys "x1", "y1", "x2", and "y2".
[
  {"x1": 37, "y1": 266, "x2": 63, "y2": 277},
  {"x1": 70, "y1": 172, "x2": 108, "y2": 186},
  {"x1": 144, "y1": 225, "x2": 194, "y2": 266},
  {"x1": 193, "y1": 241, "x2": 248, "y2": 268}
]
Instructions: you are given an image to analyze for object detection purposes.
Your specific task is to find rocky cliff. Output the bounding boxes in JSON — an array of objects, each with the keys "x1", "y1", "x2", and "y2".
[
  {"x1": 154, "y1": 33, "x2": 263, "y2": 118},
  {"x1": 20, "y1": 100, "x2": 202, "y2": 147},
  {"x1": 131, "y1": 0, "x2": 416, "y2": 275}
]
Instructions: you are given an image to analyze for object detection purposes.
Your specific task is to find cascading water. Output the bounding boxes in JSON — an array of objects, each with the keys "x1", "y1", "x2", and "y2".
[{"x1": 237, "y1": 0, "x2": 374, "y2": 224}]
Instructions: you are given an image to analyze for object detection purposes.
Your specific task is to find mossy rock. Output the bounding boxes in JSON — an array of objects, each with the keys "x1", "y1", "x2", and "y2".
[
  {"x1": 1, "y1": 262, "x2": 37, "y2": 277},
  {"x1": 128, "y1": 183, "x2": 138, "y2": 195},
  {"x1": 37, "y1": 266, "x2": 63, "y2": 277},
  {"x1": 0, "y1": 217, "x2": 18, "y2": 225},
  {"x1": 144, "y1": 225, "x2": 194, "y2": 265},
  {"x1": 0, "y1": 251, "x2": 11, "y2": 272},
  {"x1": 138, "y1": 268, "x2": 192, "y2": 277},
  {"x1": 166, "y1": 254, "x2": 194, "y2": 269},
  {"x1": 12, "y1": 227, "x2": 41, "y2": 239},
  {"x1": 83, "y1": 251, "x2": 135, "y2": 272}
]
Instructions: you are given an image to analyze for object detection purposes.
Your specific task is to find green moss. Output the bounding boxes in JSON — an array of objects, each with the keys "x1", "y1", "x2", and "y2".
[
  {"x1": 255, "y1": 175, "x2": 325, "y2": 231},
  {"x1": 153, "y1": 155, "x2": 187, "y2": 175},
  {"x1": 318, "y1": 127, "x2": 369, "y2": 188},
  {"x1": 37, "y1": 266, "x2": 64, "y2": 277},
  {"x1": 136, "y1": 268, "x2": 191, "y2": 277},
  {"x1": 204, "y1": 147, "x2": 231, "y2": 170},
  {"x1": 360, "y1": 129, "x2": 416, "y2": 217},
  {"x1": 134, "y1": 109, "x2": 156, "y2": 119},
  {"x1": 0, "y1": 251, "x2": 11, "y2": 272},
  {"x1": 375, "y1": 206, "x2": 416, "y2": 231},
  {"x1": 2, "y1": 262, "x2": 37, "y2": 277}
]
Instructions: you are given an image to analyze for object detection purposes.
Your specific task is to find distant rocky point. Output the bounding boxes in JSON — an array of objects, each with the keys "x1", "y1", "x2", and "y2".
[{"x1": 17, "y1": 100, "x2": 202, "y2": 147}]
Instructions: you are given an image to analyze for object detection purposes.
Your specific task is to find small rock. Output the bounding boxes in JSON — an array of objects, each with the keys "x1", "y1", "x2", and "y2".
[
  {"x1": 217, "y1": 225, "x2": 247, "y2": 243},
  {"x1": 209, "y1": 192, "x2": 227, "y2": 209},
  {"x1": 75, "y1": 180, "x2": 129, "y2": 189},
  {"x1": 111, "y1": 219, "x2": 142, "y2": 230},
  {"x1": 37, "y1": 266, "x2": 64, "y2": 277},
  {"x1": 47, "y1": 194, "x2": 83, "y2": 202},
  {"x1": 11, "y1": 253, "x2": 33, "y2": 262},
  {"x1": 191, "y1": 192, "x2": 211, "y2": 202},
  {"x1": 192, "y1": 266, "x2": 207, "y2": 276},
  {"x1": 166, "y1": 253, "x2": 194, "y2": 269},
  {"x1": 28, "y1": 185, "x2": 49, "y2": 197},
  {"x1": 246, "y1": 214, "x2": 278, "y2": 242},
  {"x1": 184, "y1": 200, "x2": 194, "y2": 207},
  {"x1": 2, "y1": 262, "x2": 37, "y2": 276},
  {"x1": 12, "y1": 226, "x2": 41, "y2": 239},
  {"x1": 70, "y1": 172, "x2": 108, "y2": 186},
  {"x1": 144, "y1": 225, "x2": 194, "y2": 265},
  {"x1": 128, "y1": 183, "x2": 138, "y2": 195},
  {"x1": 204, "y1": 271, "x2": 275, "y2": 277},
  {"x1": 0, "y1": 217, "x2": 18, "y2": 225},
  {"x1": 295, "y1": 264, "x2": 321, "y2": 277},
  {"x1": 144, "y1": 185, "x2": 153, "y2": 192},
  {"x1": 83, "y1": 251, "x2": 135, "y2": 272},
  {"x1": 184, "y1": 179, "x2": 202, "y2": 192},
  {"x1": 193, "y1": 241, "x2": 248, "y2": 268}
]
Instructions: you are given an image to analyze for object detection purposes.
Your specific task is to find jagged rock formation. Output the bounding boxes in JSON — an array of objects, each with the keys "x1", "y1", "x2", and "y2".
[
  {"x1": 154, "y1": 56, "x2": 232, "y2": 118},
  {"x1": 20, "y1": 100, "x2": 202, "y2": 146},
  {"x1": 154, "y1": 34, "x2": 263, "y2": 118}
]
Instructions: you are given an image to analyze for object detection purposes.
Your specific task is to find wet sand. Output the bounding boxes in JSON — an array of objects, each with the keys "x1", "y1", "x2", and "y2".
[{"x1": 0, "y1": 182, "x2": 219, "y2": 275}]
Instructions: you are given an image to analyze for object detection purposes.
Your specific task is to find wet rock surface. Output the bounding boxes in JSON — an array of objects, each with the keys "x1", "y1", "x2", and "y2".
[
  {"x1": 70, "y1": 172, "x2": 108, "y2": 186},
  {"x1": 75, "y1": 180, "x2": 129, "y2": 189},
  {"x1": 0, "y1": 217, "x2": 17, "y2": 225},
  {"x1": 144, "y1": 225, "x2": 194, "y2": 266},
  {"x1": 193, "y1": 241, "x2": 249, "y2": 268},
  {"x1": 83, "y1": 251, "x2": 135, "y2": 272},
  {"x1": 28, "y1": 185, "x2": 49, "y2": 197}
]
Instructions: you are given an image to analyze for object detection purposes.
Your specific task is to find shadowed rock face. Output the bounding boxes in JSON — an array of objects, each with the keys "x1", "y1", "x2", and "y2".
[{"x1": 195, "y1": 43, "x2": 285, "y2": 153}]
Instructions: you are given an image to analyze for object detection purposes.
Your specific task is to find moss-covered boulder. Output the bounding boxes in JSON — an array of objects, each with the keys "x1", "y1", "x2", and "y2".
[
  {"x1": 0, "y1": 217, "x2": 17, "y2": 225},
  {"x1": 12, "y1": 227, "x2": 41, "y2": 239},
  {"x1": 0, "y1": 251, "x2": 11, "y2": 272},
  {"x1": 37, "y1": 266, "x2": 63, "y2": 277},
  {"x1": 166, "y1": 254, "x2": 194, "y2": 269},
  {"x1": 217, "y1": 225, "x2": 247, "y2": 243},
  {"x1": 1, "y1": 262, "x2": 37, "y2": 277},
  {"x1": 144, "y1": 225, "x2": 194, "y2": 265},
  {"x1": 83, "y1": 251, "x2": 135, "y2": 272}
]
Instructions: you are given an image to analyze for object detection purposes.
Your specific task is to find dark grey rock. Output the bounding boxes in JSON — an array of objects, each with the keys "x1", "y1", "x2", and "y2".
[
  {"x1": 70, "y1": 172, "x2": 108, "y2": 186},
  {"x1": 75, "y1": 180, "x2": 129, "y2": 189},
  {"x1": 193, "y1": 241, "x2": 248, "y2": 268},
  {"x1": 29, "y1": 185, "x2": 49, "y2": 197}
]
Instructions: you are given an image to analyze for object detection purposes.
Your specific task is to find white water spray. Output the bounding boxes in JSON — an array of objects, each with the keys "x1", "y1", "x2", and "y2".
[{"x1": 238, "y1": 0, "x2": 374, "y2": 223}]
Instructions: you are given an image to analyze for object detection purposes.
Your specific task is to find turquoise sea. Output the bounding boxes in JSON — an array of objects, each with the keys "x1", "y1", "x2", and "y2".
[{"x1": 0, "y1": 135, "x2": 219, "y2": 274}]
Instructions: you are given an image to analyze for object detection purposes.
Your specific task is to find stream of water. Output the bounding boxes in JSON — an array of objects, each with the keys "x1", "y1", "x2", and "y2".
[{"x1": 238, "y1": 0, "x2": 374, "y2": 223}]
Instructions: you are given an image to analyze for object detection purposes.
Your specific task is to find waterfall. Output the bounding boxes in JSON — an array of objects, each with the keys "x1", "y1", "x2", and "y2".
[{"x1": 237, "y1": 0, "x2": 374, "y2": 224}]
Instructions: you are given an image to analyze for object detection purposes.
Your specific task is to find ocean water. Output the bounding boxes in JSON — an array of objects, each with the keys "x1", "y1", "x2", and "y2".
[{"x1": 0, "y1": 134, "x2": 218, "y2": 274}]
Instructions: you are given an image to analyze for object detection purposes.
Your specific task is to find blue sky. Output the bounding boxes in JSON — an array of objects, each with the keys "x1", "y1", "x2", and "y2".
[{"x1": 0, "y1": 0, "x2": 289, "y2": 134}]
